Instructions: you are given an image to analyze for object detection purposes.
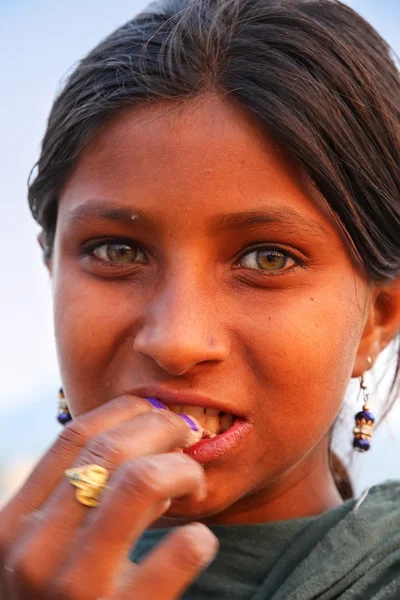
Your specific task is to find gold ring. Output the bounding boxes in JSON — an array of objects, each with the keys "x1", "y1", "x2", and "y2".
[{"x1": 64, "y1": 464, "x2": 110, "y2": 507}]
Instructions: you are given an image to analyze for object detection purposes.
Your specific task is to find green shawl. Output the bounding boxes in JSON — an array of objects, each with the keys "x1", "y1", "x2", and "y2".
[{"x1": 131, "y1": 480, "x2": 400, "y2": 599}]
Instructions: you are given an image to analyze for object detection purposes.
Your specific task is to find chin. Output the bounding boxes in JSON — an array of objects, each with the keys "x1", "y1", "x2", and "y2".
[{"x1": 164, "y1": 487, "x2": 237, "y2": 522}]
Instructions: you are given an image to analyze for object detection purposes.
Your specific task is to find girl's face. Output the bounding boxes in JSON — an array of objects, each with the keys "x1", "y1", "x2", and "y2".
[{"x1": 50, "y1": 95, "x2": 371, "y2": 523}]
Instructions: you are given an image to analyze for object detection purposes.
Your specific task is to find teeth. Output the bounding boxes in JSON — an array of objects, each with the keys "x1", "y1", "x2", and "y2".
[
  {"x1": 205, "y1": 407, "x2": 219, "y2": 417},
  {"x1": 178, "y1": 407, "x2": 207, "y2": 427},
  {"x1": 204, "y1": 415, "x2": 220, "y2": 437},
  {"x1": 183, "y1": 406, "x2": 205, "y2": 417},
  {"x1": 195, "y1": 412, "x2": 207, "y2": 428},
  {"x1": 166, "y1": 403, "x2": 235, "y2": 435},
  {"x1": 202, "y1": 429, "x2": 218, "y2": 439},
  {"x1": 220, "y1": 413, "x2": 234, "y2": 433}
]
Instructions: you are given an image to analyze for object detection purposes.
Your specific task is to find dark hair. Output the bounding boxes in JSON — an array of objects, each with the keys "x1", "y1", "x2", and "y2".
[{"x1": 28, "y1": 0, "x2": 400, "y2": 498}]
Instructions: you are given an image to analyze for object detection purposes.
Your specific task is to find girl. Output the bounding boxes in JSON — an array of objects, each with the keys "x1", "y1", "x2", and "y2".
[{"x1": 1, "y1": 0, "x2": 399, "y2": 598}]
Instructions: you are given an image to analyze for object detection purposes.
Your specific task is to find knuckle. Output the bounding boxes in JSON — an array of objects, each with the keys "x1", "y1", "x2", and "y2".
[
  {"x1": 174, "y1": 453, "x2": 204, "y2": 477},
  {"x1": 121, "y1": 458, "x2": 164, "y2": 501},
  {"x1": 151, "y1": 408, "x2": 178, "y2": 425},
  {"x1": 57, "y1": 419, "x2": 93, "y2": 451},
  {"x1": 169, "y1": 454, "x2": 205, "y2": 486},
  {"x1": 84, "y1": 433, "x2": 126, "y2": 469},
  {"x1": 116, "y1": 394, "x2": 150, "y2": 411},
  {"x1": 147, "y1": 408, "x2": 184, "y2": 432}
]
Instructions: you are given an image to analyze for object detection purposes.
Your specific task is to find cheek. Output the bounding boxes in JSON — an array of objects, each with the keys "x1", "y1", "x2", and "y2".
[
  {"x1": 53, "y1": 264, "x2": 139, "y2": 412},
  {"x1": 237, "y1": 277, "x2": 366, "y2": 469}
]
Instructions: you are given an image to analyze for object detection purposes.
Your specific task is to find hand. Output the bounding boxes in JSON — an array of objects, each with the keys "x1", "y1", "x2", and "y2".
[{"x1": 0, "y1": 396, "x2": 219, "y2": 599}]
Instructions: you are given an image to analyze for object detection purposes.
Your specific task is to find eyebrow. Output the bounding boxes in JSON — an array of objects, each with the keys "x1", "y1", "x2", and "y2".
[
  {"x1": 208, "y1": 207, "x2": 332, "y2": 238},
  {"x1": 65, "y1": 200, "x2": 332, "y2": 238},
  {"x1": 65, "y1": 201, "x2": 149, "y2": 228}
]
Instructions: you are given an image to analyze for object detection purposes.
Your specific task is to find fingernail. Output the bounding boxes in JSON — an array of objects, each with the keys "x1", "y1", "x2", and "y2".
[
  {"x1": 146, "y1": 397, "x2": 168, "y2": 410},
  {"x1": 179, "y1": 414, "x2": 203, "y2": 447},
  {"x1": 179, "y1": 414, "x2": 199, "y2": 431},
  {"x1": 161, "y1": 497, "x2": 172, "y2": 513}
]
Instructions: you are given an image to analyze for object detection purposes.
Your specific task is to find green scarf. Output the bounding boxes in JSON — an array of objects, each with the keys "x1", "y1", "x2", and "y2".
[{"x1": 131, "y1": 480, "x2": 400, "y2": 599}]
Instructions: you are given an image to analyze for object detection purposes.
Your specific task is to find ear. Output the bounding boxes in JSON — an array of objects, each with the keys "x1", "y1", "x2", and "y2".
[
  {"x1": 353, "y1": 279, "x2": 400, "y2": 377},
  {"x1": 37, "y1": 231, "x2": 52, "y2": 274}
]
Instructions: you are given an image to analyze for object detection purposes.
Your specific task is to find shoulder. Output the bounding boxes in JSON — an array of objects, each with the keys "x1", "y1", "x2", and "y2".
[
  {"x1": 346, "y1": 479, "x2": 400, "y2": 546},
  {"x1": 343, "y1": 480, "x2": 400, "y2": 598},
  {"x1": 277, "y1": 481, "x2": 400, "y2": 599},
  {"x1": 355, "y1": 479, "x2": 400, "y2": 518}
]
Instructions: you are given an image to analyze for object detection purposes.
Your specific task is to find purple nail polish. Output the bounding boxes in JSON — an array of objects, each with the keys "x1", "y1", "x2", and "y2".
[
  {"x1": 146, "y1": 397, "x2": 168, "y2": 410},
  {"x1": 179, "y1": 414, "x2": 199, "y2": 432}
]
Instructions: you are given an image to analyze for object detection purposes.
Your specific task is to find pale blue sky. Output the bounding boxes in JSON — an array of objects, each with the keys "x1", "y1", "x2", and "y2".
[
  {"x1": 0, "y1": 0, "x2": 150, "y2": 412},
  {"x1": 0, "y1": 1, "x2": 399, "y2": 502}
]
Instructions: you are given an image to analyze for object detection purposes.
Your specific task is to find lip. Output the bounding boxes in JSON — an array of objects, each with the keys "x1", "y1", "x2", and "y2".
[
  {"x1": 126, "y1": 386, "x2": 246, "y2": 419},
  {"x1": 183, "y1": 418, "x2": 253, "y2": 464}
]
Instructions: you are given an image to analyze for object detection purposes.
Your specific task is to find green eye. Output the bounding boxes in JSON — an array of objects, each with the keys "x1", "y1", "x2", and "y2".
[
  {"x1": 92, "y1": 243, "x2": 146, "y2": 264},
  {"x1": 238, "y1": 248, "x2": 295, "y2": 272}
]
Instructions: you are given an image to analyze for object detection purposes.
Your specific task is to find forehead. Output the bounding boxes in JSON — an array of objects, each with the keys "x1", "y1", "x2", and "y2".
[{"x1": 58, "y1": 94, "x2": 339, "y2": 238}]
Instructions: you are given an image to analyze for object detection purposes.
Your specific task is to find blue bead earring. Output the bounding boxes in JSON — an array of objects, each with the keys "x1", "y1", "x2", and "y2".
[
  {"x1": 57, "y1": 387, "x2": 72, "y2": 425},
  {"x1": 353, "y1": 357, "x2": 375, "y2": 452}
]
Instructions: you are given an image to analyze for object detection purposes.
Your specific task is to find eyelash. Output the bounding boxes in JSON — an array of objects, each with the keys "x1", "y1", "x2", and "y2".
[
  {"x1": 80, "y1": 238, "x2": 303, "y2": 275},
  {"x1": 81, "y1": 238, "x2": 148, "y2": 267},
  {"x1": 235, "y1": 245, "x2": 301, "y2": 274}
]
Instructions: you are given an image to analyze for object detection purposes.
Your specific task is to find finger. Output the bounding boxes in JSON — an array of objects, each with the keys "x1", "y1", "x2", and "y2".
[
  {"x1": 3, "y1": 411, "x2": 202, "y2": 595},
  {"x1": 50, "y1": 453, "x2": 207, "y2": 599},
  {"x1": 0, "y1": 396, "x2": 152, "y2": 550},
  {"x1": 76, "y1": 407, "x2": 202, "y2": 471},
  {"x1": 40, "y1": 407, "x2": 202, "y2": 528},
  {"x1": 122, "y1": 523, "x2": 219, "y2": 600}
]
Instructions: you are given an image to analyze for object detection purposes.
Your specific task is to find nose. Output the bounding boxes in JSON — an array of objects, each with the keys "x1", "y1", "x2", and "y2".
[{"x1": 133, "y1": 280, "x2": 230, "y2": 376}]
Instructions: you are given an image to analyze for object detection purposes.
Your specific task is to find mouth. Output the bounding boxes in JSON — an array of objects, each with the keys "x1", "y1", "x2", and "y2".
[
  {"x1": 166, "y1": 402, "x2": 249, "y2": 464},
  {"x1": 130, "y1": 387, "x2": 243, "y2": 438},
  {"x1": 128, "y1": 387, "x2": 250, "y2": 463}
]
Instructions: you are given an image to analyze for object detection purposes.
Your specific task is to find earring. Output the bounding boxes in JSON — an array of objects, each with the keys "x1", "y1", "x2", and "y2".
[
  {"x1": 57, "y1": 387, "x2": 72, "y2": 425},
  {"x1": 353, "y1": 358, "x2": 375, "y2": 452}
]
